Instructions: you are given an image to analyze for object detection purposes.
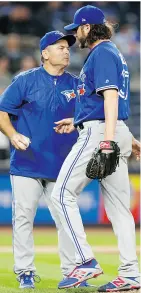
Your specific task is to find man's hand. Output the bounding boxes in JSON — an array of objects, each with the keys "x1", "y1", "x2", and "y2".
[
  {"x1": 54, "y1": 118, "x2": 75, "y2": 134},
  {"x1": 86, "y1": 141, "x2": 120, "y2": 180},
  {"x1": 10, "y1": 133, "x2": 31, "y2": 150},
  {"x1": 132, "y1": 137, "x2": 140, "y2": 161}
]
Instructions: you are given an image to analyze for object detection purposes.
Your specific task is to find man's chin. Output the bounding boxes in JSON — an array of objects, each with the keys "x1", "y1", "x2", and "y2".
[
  {"x1": 79, "y1": 40, "x2": 88, "y2": 49},
  {"x1": 79, "y1": 43, "x2": 85, "y2": 49},
  {"x1": 62, "y1": 62, "x2": 69, "y2": 68}
]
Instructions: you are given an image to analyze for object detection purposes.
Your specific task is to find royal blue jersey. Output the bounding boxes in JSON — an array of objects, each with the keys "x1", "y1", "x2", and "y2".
[
  {"x1": 74, "y1": 41, "x2": 130, "y2": 126},
  {"x1": 0, "y1": 66, "x2": 78, "y2": 179}
]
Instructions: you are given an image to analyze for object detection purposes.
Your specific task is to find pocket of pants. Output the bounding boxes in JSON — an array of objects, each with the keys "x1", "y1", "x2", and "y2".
[{"x1": 115, "y1": 126, "x2": 132, "y2": 157}]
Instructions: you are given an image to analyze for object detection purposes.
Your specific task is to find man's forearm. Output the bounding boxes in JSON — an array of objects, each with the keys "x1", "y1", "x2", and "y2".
[
  {"x1": 103, "y1": 89, "x2": 118, "y2": 141},
  {"x1": 0, "y1": 111, "x2": 17, "y2": 139}
]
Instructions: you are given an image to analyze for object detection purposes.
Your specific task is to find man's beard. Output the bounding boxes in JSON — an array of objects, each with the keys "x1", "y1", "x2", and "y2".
[{"x1": 79, "y1": 36, "x2": 88, "y2": 49}]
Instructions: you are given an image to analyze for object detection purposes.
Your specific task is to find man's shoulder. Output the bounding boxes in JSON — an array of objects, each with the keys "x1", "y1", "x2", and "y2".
[
  {"x1": 92, "y1": 41, "x2": 119, "y2": 60},
  {"x1": 64, "y1": 71, "x2": 79, "y2": 81},
  {"x1": 97, "y1": 41, "x2": 118, "y2": 53},
  {"x1": 13, "y1": 67, "x2": 41, "y2": 82}
]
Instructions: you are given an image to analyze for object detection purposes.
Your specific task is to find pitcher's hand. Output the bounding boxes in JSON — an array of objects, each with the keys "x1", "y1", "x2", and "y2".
[{"x1": 54, "y1": 118, "x2": 75, "y2": 134}]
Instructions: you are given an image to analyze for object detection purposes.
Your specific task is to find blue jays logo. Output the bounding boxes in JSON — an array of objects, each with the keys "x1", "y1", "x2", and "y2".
[
  {"x1": 61, "y1": 90, "x2": 76, "y2": 102},
  {"x1": 77, "y1": 84, "x2": 86, "y2": 96}
]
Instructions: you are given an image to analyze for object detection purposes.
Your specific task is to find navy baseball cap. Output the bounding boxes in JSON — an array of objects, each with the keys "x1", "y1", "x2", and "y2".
[
  {"x1": 64, "y1": 5, "x2": 106, "y2": 31},
  {"x1": 40, "y1": 31, "x2": 76, "y2": 52}
]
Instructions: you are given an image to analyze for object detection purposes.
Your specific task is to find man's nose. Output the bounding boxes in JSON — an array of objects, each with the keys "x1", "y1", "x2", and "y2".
[{"x1": 64, "y1": 49, "x2": 69, "y2": 55}]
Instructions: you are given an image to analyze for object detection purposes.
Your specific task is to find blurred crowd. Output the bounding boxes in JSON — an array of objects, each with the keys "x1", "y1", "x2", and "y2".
[{"x1": 0, "y1": 1, "x2": 140, "y2": 172}]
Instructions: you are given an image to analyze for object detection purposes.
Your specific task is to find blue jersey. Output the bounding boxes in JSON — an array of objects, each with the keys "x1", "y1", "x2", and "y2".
[
  {"x1": 74, "y1": 41, "x2": 130, "y2": 126},
  {"x1": 0, "y1": 66, "x2": 78, "y2": 179}
]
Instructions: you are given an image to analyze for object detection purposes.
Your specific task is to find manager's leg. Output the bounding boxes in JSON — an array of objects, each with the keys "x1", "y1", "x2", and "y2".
[{"x1": 11, "y1": 176, "x2": 43, "y2": 274}]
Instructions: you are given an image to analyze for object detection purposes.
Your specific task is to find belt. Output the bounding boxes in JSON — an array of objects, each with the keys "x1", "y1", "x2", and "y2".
[
  {"x1": 76, "y1": 120, "x2": 105, "y2": 130},
  {"x1": 76, "y1": 123, "x2": 84, "y2": 130},
  {"x1": 76, "y1": 119, "x2": 124, "y2": 130}
]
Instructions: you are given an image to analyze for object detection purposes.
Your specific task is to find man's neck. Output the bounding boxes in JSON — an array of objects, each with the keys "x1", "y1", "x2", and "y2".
[
  {"x1": 43, "y1": 63, "x2": 65, "y2": 76},
  {"x1": 89, "y1": 39, "x2": 110, "y2": 50}
]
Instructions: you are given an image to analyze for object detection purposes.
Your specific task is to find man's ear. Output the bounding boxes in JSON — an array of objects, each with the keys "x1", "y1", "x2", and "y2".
[
  {"x1": 85, "y1": 24, "x2": 91, "y2": 33},
  {"x1": 42, "y1": 49, "x2": 49, "y2": 60}
]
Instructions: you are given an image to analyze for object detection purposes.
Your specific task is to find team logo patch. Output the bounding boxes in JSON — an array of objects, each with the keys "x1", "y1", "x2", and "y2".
[
  {"x1": 61, "y1": 90, "x2": 76, "y2": 102},
  {"x1": 77, "y1": 84, "x2": 86, "y2": 96}
]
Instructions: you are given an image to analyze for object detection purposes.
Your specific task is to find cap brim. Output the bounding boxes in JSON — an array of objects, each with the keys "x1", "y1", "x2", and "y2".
[
  {"x1": 59, "y1": 35, "x2": 76, "y2": 47},
  {"x1": 64, "y1": 23, "x2": 79, "y2": 31}
]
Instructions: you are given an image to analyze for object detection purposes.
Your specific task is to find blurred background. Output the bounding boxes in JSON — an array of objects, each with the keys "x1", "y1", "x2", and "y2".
[{"x1": 0, "y1": 1, "x2": 140, "y2": 226}]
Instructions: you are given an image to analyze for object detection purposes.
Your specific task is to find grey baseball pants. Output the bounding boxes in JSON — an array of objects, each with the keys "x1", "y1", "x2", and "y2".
[
  {"x1": 10, "y1": 176, "x2": 76, "y2": 277},
  {"x1": 51, "y1": 120, "x2": 140, "y2": 277}
]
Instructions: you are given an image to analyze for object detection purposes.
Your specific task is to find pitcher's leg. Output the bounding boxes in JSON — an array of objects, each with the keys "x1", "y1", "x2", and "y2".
[
  {"x1": 43, "y1": 181, "x2": 76, "y2": 276},
  {"x1": 51, "y1": 127, "x2": 95, "y2": 264},
  {"x1": 11, "y1": 175, "x2": 43, "y2": 274},
  {"x1": 101, "y1": 157, "x2": 139, "y2": 277}
]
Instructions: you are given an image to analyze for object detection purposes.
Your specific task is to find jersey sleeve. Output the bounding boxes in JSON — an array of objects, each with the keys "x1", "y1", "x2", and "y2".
[
  {"x1": 0, "y1": 75, "x2": 25, "y2": 116},
  {"x1": 93, "y1": 48, "x2": 119, "y2": 95}
]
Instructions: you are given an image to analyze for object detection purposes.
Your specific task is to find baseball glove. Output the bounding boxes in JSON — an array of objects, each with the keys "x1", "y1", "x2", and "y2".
[{"x1": 86, "y1": 141, "x2": 120, "y2": 181}]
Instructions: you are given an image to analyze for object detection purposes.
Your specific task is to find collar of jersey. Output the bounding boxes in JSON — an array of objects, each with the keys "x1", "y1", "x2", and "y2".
[
  {"x1": 84, "y1": 40, "x2": 111, "y2": 65},
  {"x1": 40, "y1": 65, "x2": 66, "y2": 81}
]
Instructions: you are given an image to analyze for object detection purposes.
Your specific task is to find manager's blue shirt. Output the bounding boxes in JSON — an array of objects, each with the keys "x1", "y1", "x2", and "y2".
[{"x1": 0, "y1": 66, "x2": 78, "y2": 179}]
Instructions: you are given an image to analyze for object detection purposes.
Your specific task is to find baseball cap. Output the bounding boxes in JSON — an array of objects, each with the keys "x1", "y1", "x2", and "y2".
[
  {"x1": 64, "y1": 5, "x2": 106, "y2": 31},
  {"x1": 40, "y1": 31, "x2": 76, "y2": 52}
]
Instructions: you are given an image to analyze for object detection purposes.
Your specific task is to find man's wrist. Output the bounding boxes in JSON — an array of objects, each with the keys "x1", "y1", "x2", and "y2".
[{"x1": 8, "y1": 130, "x2": 17, "y2": 140}]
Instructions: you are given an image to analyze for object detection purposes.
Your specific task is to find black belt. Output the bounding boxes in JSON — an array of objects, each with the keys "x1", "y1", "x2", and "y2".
[
  {"x1": 76, "y1": 123, "x2": 84, "y2": 130},
  {"x1": 76, "y1": 119, "x2": 124, "y2": 131},
  {"x1": 76, "y1": 120, "x2": 105, "y2": 130}
]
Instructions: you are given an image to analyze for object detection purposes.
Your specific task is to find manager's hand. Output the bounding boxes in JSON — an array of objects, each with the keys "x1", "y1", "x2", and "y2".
[
  {"x1": 54, "y1": 118, "x2": 75, "y2": 134},
  {"x1": 10, "y1": 132, "x2": 31, "y2": 150}
]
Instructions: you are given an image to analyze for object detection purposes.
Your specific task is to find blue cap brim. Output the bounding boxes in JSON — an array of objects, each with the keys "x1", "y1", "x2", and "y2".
[
  {"x1": 60, "y1": 35, "x2": 76, "y2": 46},
  {"x1": 64, "y1": 23, "x2": 79, "y2": 31}
]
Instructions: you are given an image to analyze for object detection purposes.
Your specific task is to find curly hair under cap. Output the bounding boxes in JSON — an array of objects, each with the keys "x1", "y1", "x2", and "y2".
[{"x1": 86, "y1": 22, "x2": 114, "y2": 45}]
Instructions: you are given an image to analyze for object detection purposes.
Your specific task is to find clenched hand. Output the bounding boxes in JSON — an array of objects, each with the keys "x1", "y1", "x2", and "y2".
[{"x1": 10, "y1": 133, "x2": 31, "y2": 150}]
